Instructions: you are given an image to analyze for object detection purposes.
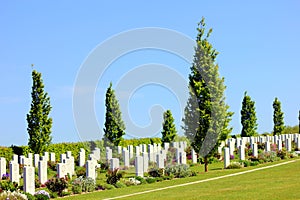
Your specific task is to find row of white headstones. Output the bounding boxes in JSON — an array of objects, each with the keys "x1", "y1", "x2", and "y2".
[
  {"x1": 3, "y1": 134, "x2": 298, "y2": 195},
  {"x1": 222, "y1": 133, "x2": 300, "y2": 168},
  {"x1": 0, "y1": 141, "x2": 191, "y2": 195}
]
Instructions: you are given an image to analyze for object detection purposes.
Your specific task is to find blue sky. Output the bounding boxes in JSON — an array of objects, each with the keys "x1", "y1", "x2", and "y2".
[{"x1": 0, "y1": 1, "x2": 299, "y2": 146}]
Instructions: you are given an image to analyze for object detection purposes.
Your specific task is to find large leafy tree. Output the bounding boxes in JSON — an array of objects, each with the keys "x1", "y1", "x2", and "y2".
[
  {"x1": 103, "y1": 82, "x2": 125, "y2": 146},
  {"x1": 161, "y1": 110, "x2": 177, "y2": 144},
  {"x1": 27, "y1": 70, "x2": 52, "y2": 154},
  {"x1": 183, "y1": 18, "x2": 233, "y2": 172},
  {"x1": 273, "y1": 97, "x2": 284, "y2": 136},
  {"x1": 240, "y1": 92, "x2": 258, "y2": 137}
]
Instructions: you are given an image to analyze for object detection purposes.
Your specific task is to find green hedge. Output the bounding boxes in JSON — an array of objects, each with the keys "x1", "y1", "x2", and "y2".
[{"x1": 119, "y1": 138, "x2": 162, "y2": 147}]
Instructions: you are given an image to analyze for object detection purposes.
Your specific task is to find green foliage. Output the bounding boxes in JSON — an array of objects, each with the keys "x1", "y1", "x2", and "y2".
[
  {"x1": 0, "y1": 190, "x2": 28, "y2": 200},
  {"x1": 34, "y1": 190, "x2": 50, "y2": 200},
  {"x1": 148, "y1": 167, "x2": 164, "y2": 177},
  {"x1": 273, "y1": 97, "x2": 285, "y2": 136},
  {"x1": 182, "y1": 17, "x2": 232, "y2": 172},
  {"x1": 241, "y1": 92, "x2": 258, "y2": 137},
  {"x1": 102, "y1": 183, "x2": 115, "y2": 190},
  {"x1": 258, "y1": 151, "x2": 280, "y2": 163},
  {"x1": 45, "y1": 177, "x2": 68, "y2": 197},
  {"x1": 119, "y1": 138, "x2": 162, "y2": 147},
  {"x1": 0, "y1": 180, "x2": 18, "y2": 192},
  {"x1": 0, "y1": 146, "x2": 13, "y2": 162},
  {"x1": 282, "y1": 125, "x2": 299, "y2": 135},
  {"x1": 106, "y1": 169, "x2": 123, "y2": 186},
  {"x1": 115, "y1": 181, "x2": 127, "y2": 188},
  {"x1": 103, "y1": 83, "x2": 126, "y2": 146},
  {"x1": 75, "y1": 166, "x2": 86, "y2": 177},
  {"x1": 161, "y1": 110, "x2": 177, "y2": 144},
  {"x1": 27, "y1": 70, "x2": 52, "y2": 154},
  {"x1": 226, "y1": 162, "x2": 242, "y2": 169},
  {"x1": 164, "y1": 164, "x2": 192, "y2": 178}
]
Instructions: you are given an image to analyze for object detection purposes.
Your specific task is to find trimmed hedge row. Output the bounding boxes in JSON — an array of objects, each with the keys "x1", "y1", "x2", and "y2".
[{"x1": 0, "y1": 138, "x2": 163, "y2": 162}]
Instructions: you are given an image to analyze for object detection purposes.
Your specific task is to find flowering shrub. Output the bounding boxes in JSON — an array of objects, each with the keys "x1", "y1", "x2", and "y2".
[
  {"x1": 71, "y1": 176, "x2": 96, "y2": 194},
  {"x1": 34, "y1": 190, "x2": 50, "y2": 200},
  {"x1": 45, "y1": 177, "x2": 68, "y2": 197},
  {"x1": 0, "y1": 190, "x2": 28, "y2": 200},
  {"x1": 1, "y1": 173, "x2": 9, "y2": 180},
  {"x1": 164, "y1": 164, "x2": 192, "y2": 178},
  {"x1": 106, "y1": 169, "x2": 123, "y2": 186},
  {"x1": 258, "y1": 151, "x2": 280, "y2": 163}
]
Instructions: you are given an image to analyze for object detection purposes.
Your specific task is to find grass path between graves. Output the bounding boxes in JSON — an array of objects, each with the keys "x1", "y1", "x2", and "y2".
[{"x1": 65, "y1": 159, "x2": 300, "y2": 200}]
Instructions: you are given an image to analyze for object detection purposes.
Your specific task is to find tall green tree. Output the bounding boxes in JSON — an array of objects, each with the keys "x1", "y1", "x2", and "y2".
[
  {"x1": 103, "y1": 82, "x2": 125, "y2": 146},
  {"x1": 182, "y1": 18, "x2": 233, "y2": 172},
  {"x1": 273, "y1": 97, "x2": 284, "y2": 136},
  {"x1": 27, "y1": 70, "x2": 52, "y2": 154},
  {"x1": 241, "y1": 92, "x2": 258, "y2": 137},
  {"x1": 161, "y1": 110, "x2": 177, "y2": 144}
]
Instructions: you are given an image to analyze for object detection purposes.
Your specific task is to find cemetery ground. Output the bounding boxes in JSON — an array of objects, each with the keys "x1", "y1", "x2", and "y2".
[{"x1": 65, "y1": 159, "x2": 300, "y2": 200}]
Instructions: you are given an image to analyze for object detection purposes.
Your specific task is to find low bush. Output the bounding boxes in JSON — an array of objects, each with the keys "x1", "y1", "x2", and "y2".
[
  {"x1": 115, "y1": 181, "x2": 127, "y2": 188},
  {"x1": 106, "y1": 169, "x2": 124, "y2": 186},
  {"x1": 145, "y1": 177, "x2": 156, "y2": 184},
  {"x1": 0, "y1": 190, "x2": 28, "y2": 200},
  {"x1": 34, "y1": 190, "x2": 50, "y2": 200},
  {"x1": 165, "y1": 164, "x2": 192, "y2": 178},
  {"x1": 102, "y1": 183, "x2": 115, "y2": 190},
  {"x1": 45, "y1": 177, "x2": 68, "y2": 197},
  {"x1": 227, "y1": 162, "x2": 242, "y2": 169},
  {"x1": 148, "y1": 167, "x2": 164, "y2": 177},
  {"x1": 0, "y1": 180, "x2": 18, "y2": 192},
  {"x1": 75, "y1": 166, "x2": 86, "y2": 177}
]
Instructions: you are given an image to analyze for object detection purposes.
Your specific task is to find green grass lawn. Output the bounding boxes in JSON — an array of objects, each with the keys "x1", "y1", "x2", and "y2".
[{"x1": 63, "y1": 158, "x2": 300, "y2": 200}]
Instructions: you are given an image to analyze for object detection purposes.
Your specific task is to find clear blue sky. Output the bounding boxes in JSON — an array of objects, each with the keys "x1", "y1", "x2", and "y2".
[{"x1": 0, "y1": 1, "x2": 299, "y2": 146}]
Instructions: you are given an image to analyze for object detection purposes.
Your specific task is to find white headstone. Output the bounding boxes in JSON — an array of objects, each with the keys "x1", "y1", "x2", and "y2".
[
  {"x1": 239, "y1": 145, "x2": 245, "y2": 160},
  {"x1": 164, "y1": 142, "x2": 170, "y2": 150},
  {"x1": 57, "y1": 163, "x2": 67, "y2": 178},
  {"x1": 0, "y1": 157, "x2": 6, "y2": 179},
  {"x1": 180, "y1": 151, "x2": 186, "y2": 164},
  {"x1": 265, "y1": 141, "x2": 271, "y2": 152},
  {"x1": 122, "y1": 150, "x2": 130, "y2": 168},
  {"x1": 135, "y1": 146, "x2": 140, "y2": 157},
  {"x1": 142, "y1": 152, "x2": 149, "y2": 172},
  {"x1": 50, "y1": 152, "x2": 55, "y2": 162},
  {"x1": 38, "y1": 160, "x2": 47, "y2": 184},
  {"x1": 156, "y1": 154, "x2": 164, "y2": 168},
  {"x1": 34, "y1": 154, "x2": 40, "y2": 168},
  {"x1": 12, "y1": 154, "x2": 18, "y2": 163},
  {"x1": 66, "y1": 151, "x2": 72, "y2": 159},
  {"x1": 43, "y1": 152, "x2": 49, "y2": 162},
  {"x1": 79, "y1": 148, "x2": 86, "y2": 167},
  {"x1": 135, "y1": 156, "x2": 144, "y2": 177},
  {"x1": 86, "y1": 159, "x2": 97, "y2": 180},
  {"x1": 23, "y1": 166, "x2": 35, "y2": 195},
  {"x1": 106, "y1": 147, "x2": 113, "y2": 162},
  {"x1": 27, "y1": 153, "x2": 33, "y2": 166},
  {"x1": 110, "y1": 158, "x2": 120, "y2": 171},
  {"x1": 9, "y1": 161, "x2": 19, "y2": 184},
  {"x1": 224, "y1": 147, "x2": 230, "y2": 169},
  {"x1": 117, "y1": 146, "x2": 122, "y2": 154},
  {"x1": 286, "y1": 138, "x2": 292, "y2": 152},
  {"x1": 252, "y1": 143, "x2": 258, "y2": 157},
  {"x1": 191, "y1": 149, "x2": 197, "y2": 164},
  {"x1": 148, "y1": 144, "x2": 154, "y2": 162},
  {"x1": 60, "y1": 154, "x2": 66, "y2": 163},
  {"x1": 128, "y1": 145, "x2": 134, "y2": 159}
]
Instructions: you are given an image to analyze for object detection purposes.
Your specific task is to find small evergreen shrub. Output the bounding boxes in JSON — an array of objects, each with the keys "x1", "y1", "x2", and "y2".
[
  {"x1": 106, "y1": 169, "x2": 123, "y2": 186},
  {"x1": 227, "y1": 162, "x2": 242, "y2": 169},
  {"x1": 34, "y1": 190, "x2": 50, "y2": 200},
  {"x1": 115, "y1": 182, "x2": 127, "y2": 188},
  {"x1": 45, "y1": 177, "x2": 68, "y2": 197}
]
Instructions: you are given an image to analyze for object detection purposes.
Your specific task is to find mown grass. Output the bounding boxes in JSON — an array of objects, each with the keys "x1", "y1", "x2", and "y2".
[{"x1": 64, "y1": 158, "x2": 300, "y2": 200}]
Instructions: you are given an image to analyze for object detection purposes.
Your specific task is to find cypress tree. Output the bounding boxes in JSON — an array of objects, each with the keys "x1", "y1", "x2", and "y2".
[
  {"x1": 103, "y1": 82, "x2": 125, "y2": 146},
  {"x1": 182, "y1": 18, "x2": 233, "y2": 172},
  {"x1": 241, "y1": 92, "x2": 258, "y2": 137},
  {"x1": 161, "y1": 110, "x2": 177, "y2": 144},
  {"x1": 273, "y1": 97, "x2": 284, "y2": 136},
  {"x1": 27, "y1": 70, "x2": 52, "y2": 154}
]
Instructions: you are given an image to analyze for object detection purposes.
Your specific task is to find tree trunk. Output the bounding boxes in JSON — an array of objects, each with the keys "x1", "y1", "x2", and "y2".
[{"x1": 204, "y1": 157, "x2": 208, "y2": 172}]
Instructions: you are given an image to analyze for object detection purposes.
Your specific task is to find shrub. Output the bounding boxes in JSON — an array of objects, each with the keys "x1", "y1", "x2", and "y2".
[
  {"x1": 0, "y1": 180, "x2": 18, "y2": 192},
  {"x1": 102, "y1": 183, "x2": 115, "y2": 190},
  {"x1": 23, "y1": 192, "x2": 35, "y2": 200},
  {"x1": 34, "y1": 190, "x2": 50, "y2": 200},
  {"x1": 106, "y1": 169, "x2": 123, "y2": 186},
  {"x1": 164, "y1": 164, "x2": 192, "y2": 178},
  {"x1": 71, "y1": 177, "x2": 83, "y2": 194},
  {"x1": 277, "y1": 149, "x2": 287, "y2": 159},
  {"x1": 145, "y1": 177, "x2": 156, "y2": 184},
  {"x1": 135, "y1": 176, "x2": 147, "y2": 184},
  {"x1": 258, "y1": 151, "x2": 280, "y2": 163},
  {"x1": 45, "y1": 177, "x2": 68, "y2": 197},
  {"x1": 82, "y1": 177, "x2": 95, "y2": 192},
  {"x1": 226, "y1": 162, "x2": 242, "y2": 169},
  {"x1": 115, "y1": 182, "x2": 127, "y2": 188},
  {"x1": 75, "y1": 166, "x2": 86, "y2": 177},
  {"x1": 47, "y1": 161, "x2": 57, "y2": 171},
  {"x1": 148, "y1": 167, "x2": 164, "y2": 177},
  {"x1": 0, "y1": 190, "x2": 28, "y2": 200}
]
